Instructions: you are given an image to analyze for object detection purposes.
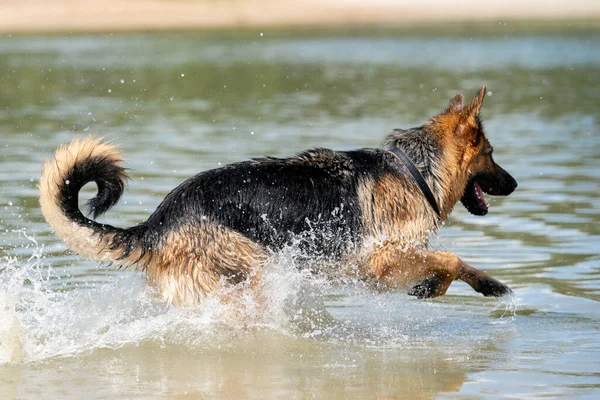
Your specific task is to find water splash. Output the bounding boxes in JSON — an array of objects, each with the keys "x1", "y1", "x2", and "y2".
[
  {"x1": 0, "y1": 229, "x2": 515, "y2": 365},
  {"x1": 0, "y1": 282, "x2": 22, "y2": 363},
  {"x1": 0, "y1": 231, "x2": 333, "y2": 364}
]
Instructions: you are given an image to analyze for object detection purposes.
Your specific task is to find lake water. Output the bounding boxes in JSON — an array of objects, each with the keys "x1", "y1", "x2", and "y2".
[{"x1": 1, "y1": 28, "x2": 599, "y2": 398}]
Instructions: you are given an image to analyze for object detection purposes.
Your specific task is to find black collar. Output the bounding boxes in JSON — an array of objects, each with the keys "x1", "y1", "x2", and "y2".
[{"x1": 387, "y1": 147, "x2": 441, "y2": 219}]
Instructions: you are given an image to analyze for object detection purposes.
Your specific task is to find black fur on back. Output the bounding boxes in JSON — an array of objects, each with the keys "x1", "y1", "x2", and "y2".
[{"x1": 141, "y1": 148, "x2": 402, "y2": 257}]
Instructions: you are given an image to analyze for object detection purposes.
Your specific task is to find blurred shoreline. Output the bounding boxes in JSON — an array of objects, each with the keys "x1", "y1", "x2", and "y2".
[{"x1": 1, "y1": 0, "x2": 599, "y2": 34}]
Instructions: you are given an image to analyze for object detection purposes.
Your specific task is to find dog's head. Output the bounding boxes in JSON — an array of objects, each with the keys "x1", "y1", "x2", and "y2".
[{"x1": 439, "y1": 86, "x2": 517, "y2": 215}]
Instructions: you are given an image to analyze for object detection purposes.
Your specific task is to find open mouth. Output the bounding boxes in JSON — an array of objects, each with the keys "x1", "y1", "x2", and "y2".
[{"x1": 460, "y1": 178, "x2": 489, "y2": 216}]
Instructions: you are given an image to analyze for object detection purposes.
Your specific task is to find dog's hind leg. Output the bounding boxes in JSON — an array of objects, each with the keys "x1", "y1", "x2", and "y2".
[
  {"x1": 148, "y1": 221, "x2": 270, "y2": 306},
  {"x1": 366, "y1": 243, "x2": 510, "y2": 298}
]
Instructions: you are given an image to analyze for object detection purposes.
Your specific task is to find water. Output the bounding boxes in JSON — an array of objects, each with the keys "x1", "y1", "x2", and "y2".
[{"x1": 1, "y1": 29, "x2": 599, "y2": 398}]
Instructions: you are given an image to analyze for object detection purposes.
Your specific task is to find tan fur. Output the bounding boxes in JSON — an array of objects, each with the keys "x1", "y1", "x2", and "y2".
[
  {"x1": 367, "y1": 244, "x2": 459, "y2": 290},
  {"x1": 148, "y1": 222, "x2": 269, "y2": 305},
  {"x1": 355, "y1": 86, "x2": 511, "y2": 297},
  {"x1": 364, "y1": 241, "x2": 503, "y2": 298},
  {"x1": 358, "y1": 174, "x2": 438, "y2": 244},
  {"x1": 423, "y1": 87, "x2": 490, "y2": 218},
  {"x1": 39, "y1": 137, "x2": 136, "y2": 266}
]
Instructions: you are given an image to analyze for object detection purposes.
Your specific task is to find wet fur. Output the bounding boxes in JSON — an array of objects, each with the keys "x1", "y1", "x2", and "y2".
[{"x1": 39, "y1": 86, "x2": 517, "y2": 305}]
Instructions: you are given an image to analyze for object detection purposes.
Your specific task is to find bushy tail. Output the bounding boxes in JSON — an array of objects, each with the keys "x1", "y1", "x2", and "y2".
[{"x1": 39, "y1": 136, "x2": 145, "y2": 267}]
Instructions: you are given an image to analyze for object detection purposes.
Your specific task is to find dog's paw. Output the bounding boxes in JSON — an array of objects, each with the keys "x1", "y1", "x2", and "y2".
[
  {"x1": 408, "y1": 275, "x2": 442, "y2": 299},
  {"x1": 476, "y1": 278, "x2": 512, "y2": 297}
]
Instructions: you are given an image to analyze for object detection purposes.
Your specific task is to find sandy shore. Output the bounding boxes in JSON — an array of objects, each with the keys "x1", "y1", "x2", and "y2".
[{"x1": 1, "y1": 0, "x2": 599, "y2": 34}]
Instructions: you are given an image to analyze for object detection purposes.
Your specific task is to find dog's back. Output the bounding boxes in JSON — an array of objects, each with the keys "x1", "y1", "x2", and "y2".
[{"x1": 145, "y1": 148, "x2": 414, "y2": 253}]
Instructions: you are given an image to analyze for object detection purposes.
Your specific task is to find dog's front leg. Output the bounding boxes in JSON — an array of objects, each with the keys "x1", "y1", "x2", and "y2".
[
  {"x1": 367, "y1": 243, "x2": 511, "y2": 298},
  {"x1": 456, "y1": 262, "x2": 512, "y2": 298}
]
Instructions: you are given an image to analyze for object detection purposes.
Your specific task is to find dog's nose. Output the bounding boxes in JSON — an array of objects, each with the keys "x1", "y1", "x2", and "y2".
[
  {"x1": 493, "y1": 163, "x2": 518, "y2": 196},
  {"x1": 503, "y1": 173, "x2": 518, "y2": 195},
  {"x1": 509, "y1": 171, "x2": 518, "y2": 188}
]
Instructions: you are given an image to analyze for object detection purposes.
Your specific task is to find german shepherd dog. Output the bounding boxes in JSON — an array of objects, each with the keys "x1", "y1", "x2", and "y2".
[{"x1": 40, "y1": 86, "x2": 517, "y2": 306}]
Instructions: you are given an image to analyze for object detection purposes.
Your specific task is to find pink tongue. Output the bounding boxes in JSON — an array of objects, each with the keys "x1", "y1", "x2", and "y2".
[{"x1": 474, "y1": 182, "x2": 489, "y2": 208}]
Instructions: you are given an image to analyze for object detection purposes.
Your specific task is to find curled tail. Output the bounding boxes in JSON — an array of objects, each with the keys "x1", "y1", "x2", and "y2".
[{"x1": 39, "y1": 136, "x2": 146, "y2": 267}]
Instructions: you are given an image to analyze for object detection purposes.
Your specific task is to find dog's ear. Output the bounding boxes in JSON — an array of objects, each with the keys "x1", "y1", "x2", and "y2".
[
  {"x1": 432, "y1": 87, "x2": 485, "y2": 144},
  {"x1": 451, "y1": 86, "x2": 486, "y2": 145},
  {"x1": 445, "y1": 93, "x2": 464, "y2": 114},
  {"x1": 465, "y1": 85, "x2": 486, "y2": 117}
]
